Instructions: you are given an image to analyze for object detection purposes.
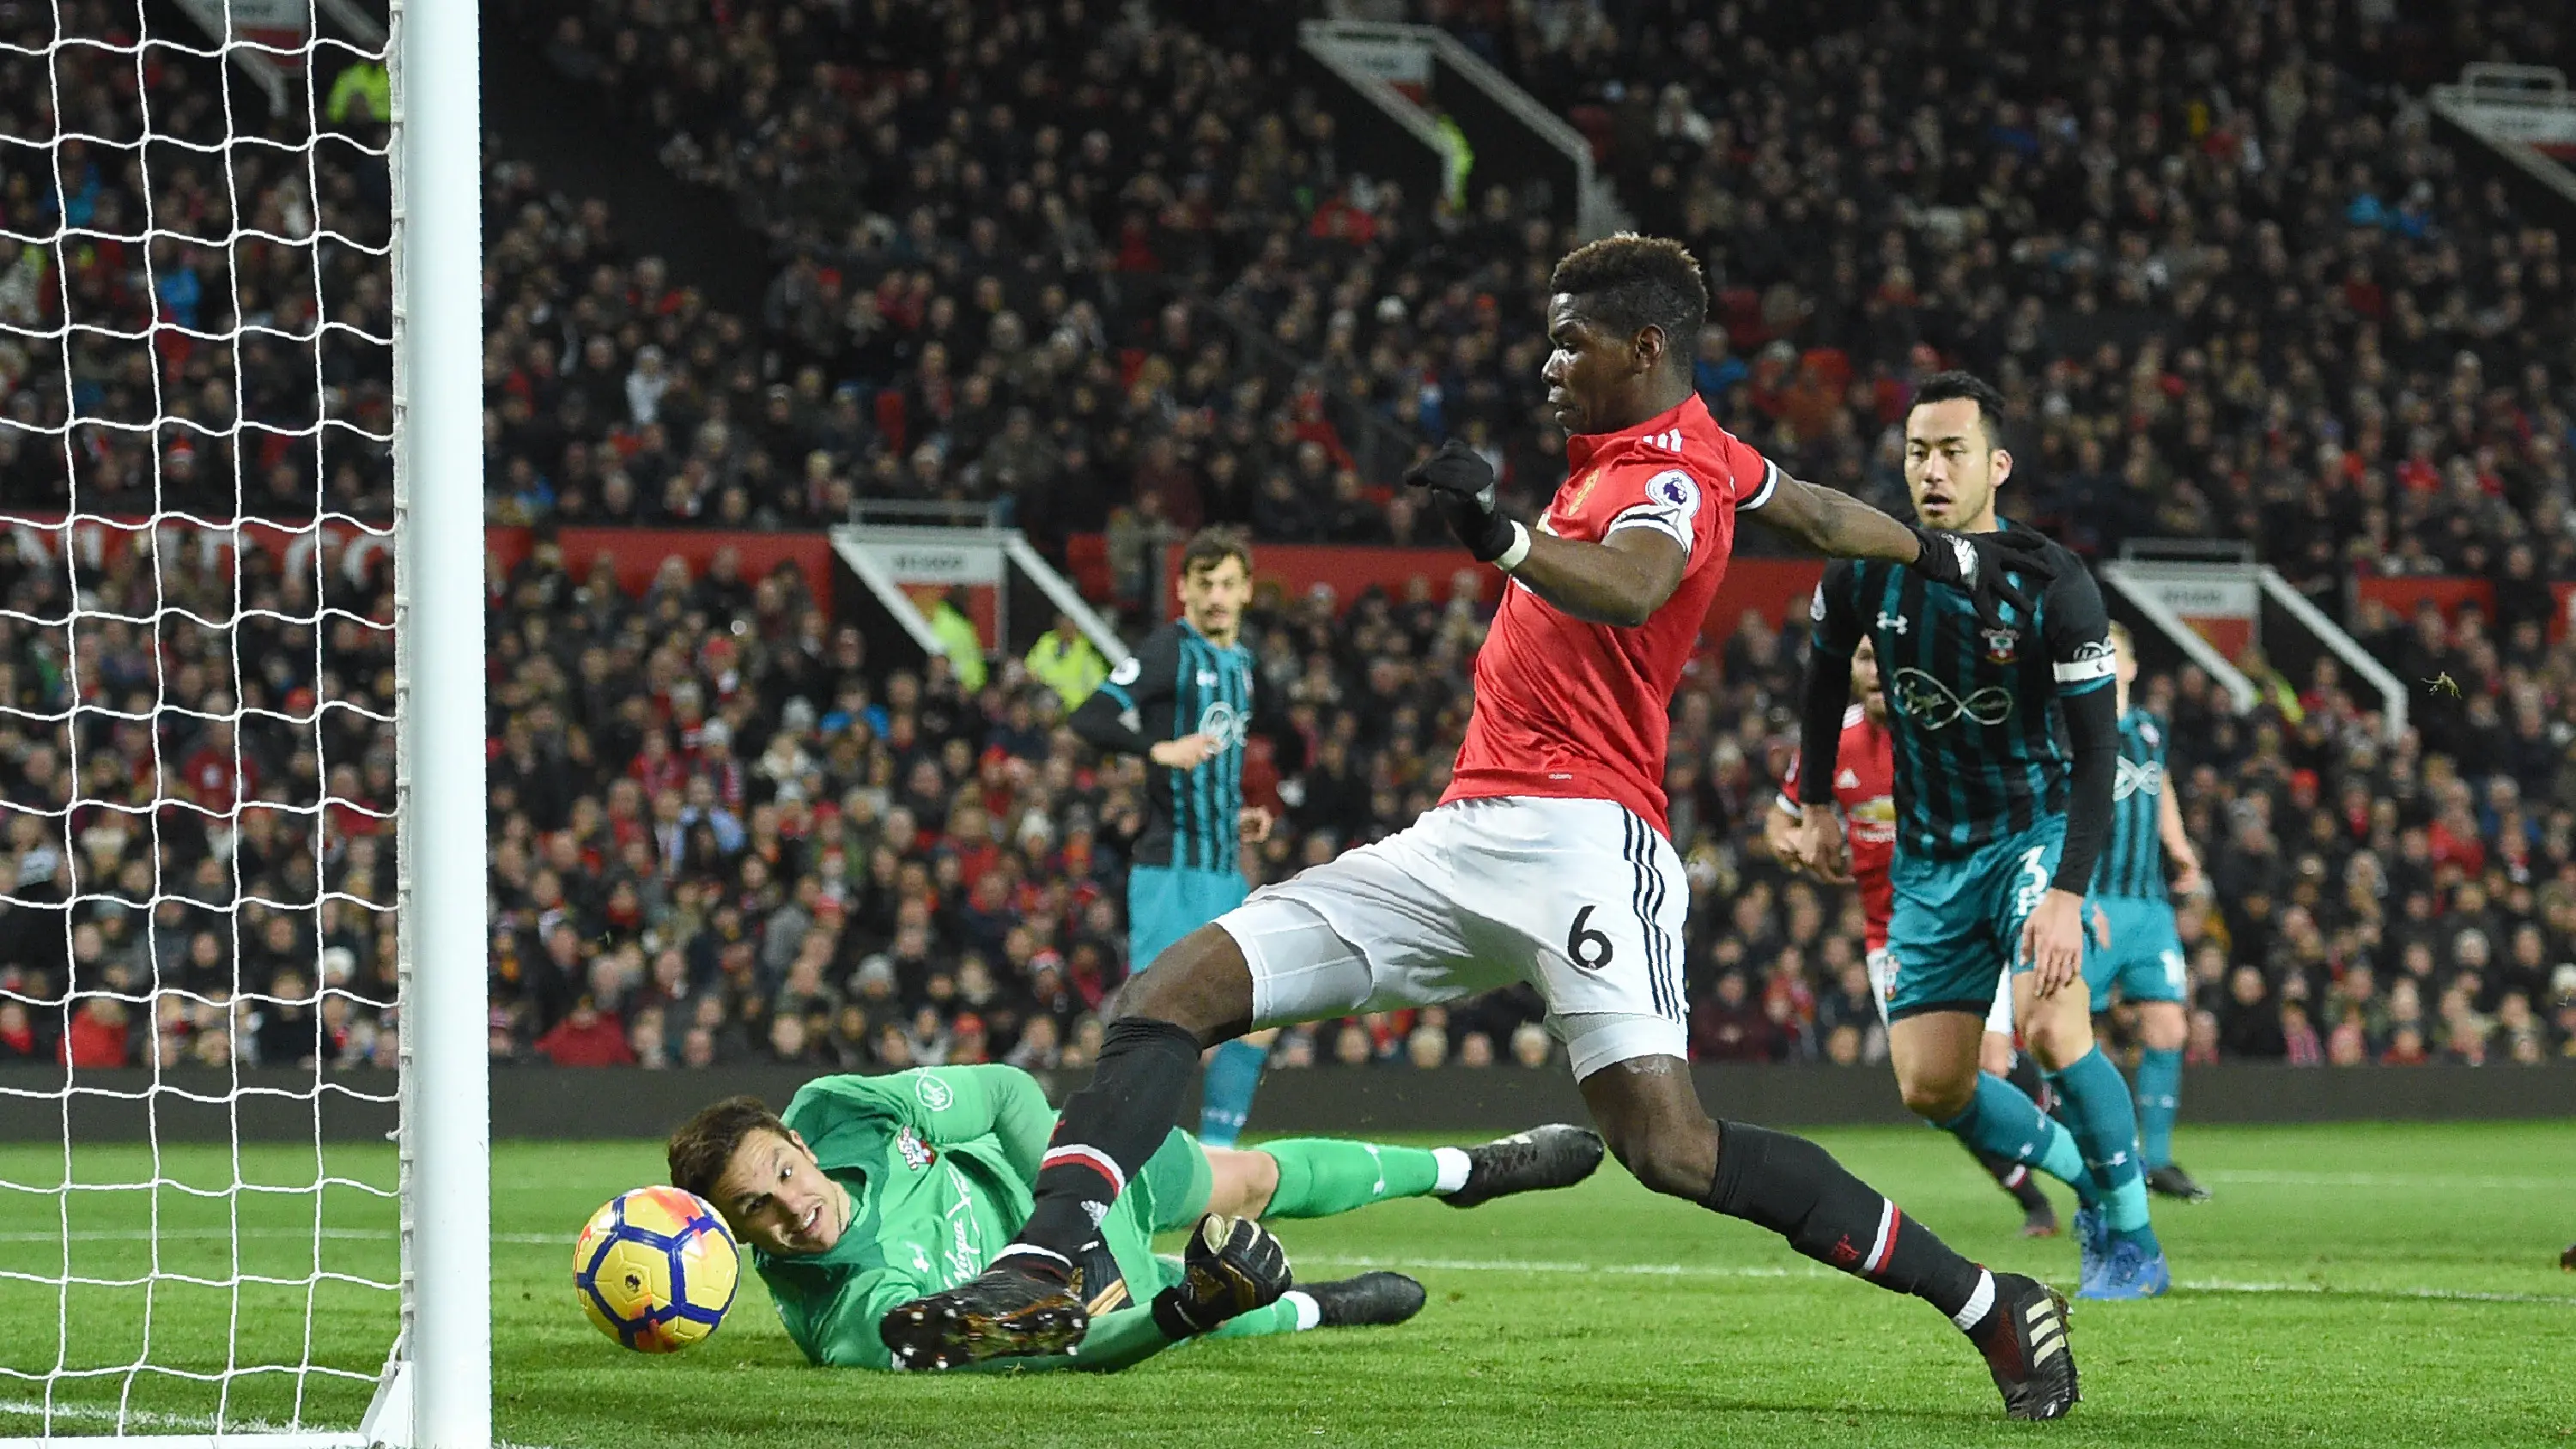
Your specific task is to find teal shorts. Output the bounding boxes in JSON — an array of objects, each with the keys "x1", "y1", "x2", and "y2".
[
  {"x1": 1128, "y1": 864, "x2": 1249, "y2": 969},
  {"x1": 2082, "y1": 895, "x2": 2187, "y2": 1005},
  {"x1": 1885, "y1": 822, "x2": 2064, "y2": 1022}
]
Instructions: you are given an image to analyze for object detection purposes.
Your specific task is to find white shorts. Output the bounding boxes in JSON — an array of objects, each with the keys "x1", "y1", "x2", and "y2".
[
  {"x1": 1868, "y1": 945, "x2": 2016, "y2": 1037},
  {"x1": 1217, "y1": 796, "x2": 1689, "y2": 1080}
]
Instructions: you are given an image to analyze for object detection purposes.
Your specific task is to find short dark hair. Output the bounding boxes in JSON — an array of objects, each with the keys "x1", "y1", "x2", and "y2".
[
  {"x1": 667, "y1": 1094, "x2": 790, "y2": 1205},
  {"x1": 1550, "y1": 234, "x2": 1707, "y2": 371},
  {"x1": 1909, "y1": 370, "x2": 2011, "y2": 452},
  {"x1": 1179, "y1": 525, "x2": 1252, "y2": 579}
]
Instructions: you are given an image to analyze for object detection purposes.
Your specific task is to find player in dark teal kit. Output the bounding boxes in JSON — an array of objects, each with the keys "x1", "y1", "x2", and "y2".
[
  {"x1": 2086, "y1": 623, "x2": 2211, "y2": 1201},
  {"x1": 1071, "y1": 529, "x2": 1293, "y2": 1148},
  {"x1": 1789, "y1": 372, "x2": 2168, "y2": 1300}
]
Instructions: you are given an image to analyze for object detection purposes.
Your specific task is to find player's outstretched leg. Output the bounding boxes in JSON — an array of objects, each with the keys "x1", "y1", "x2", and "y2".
[
  {"x1": 1249, "y1": 1126, "x2": 1603, "y2": 1219},
  {"x1": 879, "y1": 925, "x2": 1262, "y2": 1368},
  {"x1": 1894, "y1": 1013, "x2": 2100, "y2": 1212},
  {"x1": 1583, "y1": 1058, "x2": 2079, "y2": 1421}
]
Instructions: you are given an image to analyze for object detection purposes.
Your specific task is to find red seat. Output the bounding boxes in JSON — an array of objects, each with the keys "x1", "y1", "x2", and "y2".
[
  {"x1": 872, "y1": 390, "x2": 907, "y2": 455},
  {"x1": 1066, "y1": 533, "x2": 1113, "y2": 601}
]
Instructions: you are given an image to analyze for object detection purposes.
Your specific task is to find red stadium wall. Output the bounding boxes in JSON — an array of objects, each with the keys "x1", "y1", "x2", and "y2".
[
  {"x1": 2355, "y1": 575, "x2": 2576, "y2": 637},
  {"x1": 485, "y1": 527, "x2": 835, "y2": 614}
]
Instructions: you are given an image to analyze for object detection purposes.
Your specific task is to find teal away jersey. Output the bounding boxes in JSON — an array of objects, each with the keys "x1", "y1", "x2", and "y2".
[
  {"x1": 2093, "y1": 707, "x2": 2170, "y2": 900},
  {"x1": 1810, "y1": 539, "x2": 2115, "y2": 858},
  {"x1": 1094, "y1": 621, "x2": 1256, "y2": 873}
]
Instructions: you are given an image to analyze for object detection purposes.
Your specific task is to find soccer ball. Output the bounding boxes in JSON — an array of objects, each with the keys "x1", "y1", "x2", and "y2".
[{"x1": 572, "y1": 1185, "x2": 741, "y2": 1353}]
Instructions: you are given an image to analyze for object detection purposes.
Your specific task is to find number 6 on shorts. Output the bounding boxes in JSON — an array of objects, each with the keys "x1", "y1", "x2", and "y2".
[{"x1": 1567, "y1": 906, "x2": 1615, "y2": 970}]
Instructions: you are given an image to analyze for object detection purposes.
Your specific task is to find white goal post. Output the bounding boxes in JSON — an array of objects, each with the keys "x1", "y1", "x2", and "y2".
[{"x1": 0, "y1": 0, "x2": 486, "y2": 1445}]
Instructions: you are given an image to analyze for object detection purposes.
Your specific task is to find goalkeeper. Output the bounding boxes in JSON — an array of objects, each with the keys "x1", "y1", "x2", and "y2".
[{"x1": 666, "y1": 1065, "x2": 1603, "y2": 1370}]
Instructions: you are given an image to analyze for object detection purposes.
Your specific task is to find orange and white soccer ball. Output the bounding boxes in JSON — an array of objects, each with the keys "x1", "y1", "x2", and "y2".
[{"x1": 572, "y1": 1185, "x2": 741, "y2": 1353}]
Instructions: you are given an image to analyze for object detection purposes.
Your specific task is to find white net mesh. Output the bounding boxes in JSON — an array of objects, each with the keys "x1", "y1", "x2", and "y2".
[{"x1": 0, "y1": 1, "x2": 404, "y2": 1438}]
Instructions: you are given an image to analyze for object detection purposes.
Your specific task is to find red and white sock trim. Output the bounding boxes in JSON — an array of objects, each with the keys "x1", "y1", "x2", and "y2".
[
  {"x1": 1862, "y1": 1199, "x2": 1901, "y2": 1275},
  {"x1": 1951, "y1": 1269, "x2": 1998, "y2": 1332},
  {"x1": 1042, "y1": 1144, "x2": 1127, "y2": 1198}
]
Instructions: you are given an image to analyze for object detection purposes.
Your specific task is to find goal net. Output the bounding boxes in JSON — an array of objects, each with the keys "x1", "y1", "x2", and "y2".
[{"x1": 0, "y1": 2, "x2": 486, "y2": 1445}]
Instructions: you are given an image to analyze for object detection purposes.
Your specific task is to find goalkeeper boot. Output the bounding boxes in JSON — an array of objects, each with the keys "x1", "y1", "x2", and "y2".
[
  {"x1": 878, "y1": 1255, "x2": 1091, "y2": 1370},
  {"x1": 1151, "y1": 1214, "x2": 1293, "y2": 1338},
  {"x1": 1969, "y1": 1271, "x2": 2080, "y2": 1421},
  {"x1": 2145, "y1": 1162, "x2": 2212, "y2": 1202},
  {"x1": 1304, "y1": 1271, "x2": 1428, "y2": 1330},
  {"x1": 1443, "y1": 1125, "x2": 1607, "y2": 1209},
  {"x1": 2079, "y1": 1238, "x2": 2171, "y2": 1301}
]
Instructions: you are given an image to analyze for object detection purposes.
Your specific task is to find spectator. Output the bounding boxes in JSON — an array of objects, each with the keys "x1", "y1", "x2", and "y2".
[{"x1": 534, "y1": 997, "x2": 638, "y2": 1069}]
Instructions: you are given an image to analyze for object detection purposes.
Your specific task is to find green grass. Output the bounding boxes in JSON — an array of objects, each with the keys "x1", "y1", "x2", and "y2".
[{"x1": 4, "y1": 1122, "x2": 2573, "y2": 1446}]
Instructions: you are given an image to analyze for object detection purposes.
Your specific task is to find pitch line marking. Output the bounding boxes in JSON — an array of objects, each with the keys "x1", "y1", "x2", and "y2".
[
  {"x1": 2198, "y1": 1169, "x2": 2576, "y2": 1191},
  {"x1": 1297, "y1": 1255, "x2": 2576, "y2": 1306},
  {"x1": 0, "y1": 1397, "x2": 557, "y2": 1448}
]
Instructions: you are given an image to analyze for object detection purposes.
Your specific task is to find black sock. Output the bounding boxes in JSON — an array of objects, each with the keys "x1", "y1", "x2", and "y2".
[
  {"x1": 1000, "y1": 1017, "x2": 1202, "y2": 1270},
  {"x1": 1704, "y1": 1120, "x2": 1990, "y2": 1327},
  {"x1": 2006, "y1": 1049, "x2": 2053, "y2": 1117},
  {"x1": 1971, "y1": 1144, "x2": 2050, "y2": 1209}
]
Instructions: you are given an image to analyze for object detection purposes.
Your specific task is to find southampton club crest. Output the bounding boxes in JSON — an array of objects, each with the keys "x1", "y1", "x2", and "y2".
[{"x1": 1982, "y1": 627, "x2": 2020, "y2": 664}]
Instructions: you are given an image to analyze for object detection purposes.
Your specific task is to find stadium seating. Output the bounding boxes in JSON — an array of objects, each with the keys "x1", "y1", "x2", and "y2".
[{"x1": 6, "y1": 0, "x2": 2573, "y2": 1076}]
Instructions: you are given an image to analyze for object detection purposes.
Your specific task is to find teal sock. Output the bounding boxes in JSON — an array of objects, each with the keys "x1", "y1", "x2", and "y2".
[
  {"x1": 2135, "y1": 1047, "x2": 2183, "y2": 1170},
  {"x1": 1198, "y1": 1038, "x2": 1270, "y2": 1148},
  {"x1": 1260, "y1": 1139, "x2": 1441, "y2": 1219},
  {"x1": 1935, "y1": 1072, "x2": 2100, "y2": 1208},
  {"x1": 2046, "y1": 1047, "x2": 2156, "y2": 1245}
]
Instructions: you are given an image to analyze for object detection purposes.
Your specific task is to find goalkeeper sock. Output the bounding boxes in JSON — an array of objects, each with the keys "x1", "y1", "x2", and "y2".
[
  {"x1": 1199, "y1": 1294, "x2": 1315, "y2": 1341},
  {"x1": 1258, "y1": 1139, "x2": 1443, "y2": 1218},
  {"x1": 2045, "y1": 1046, "x2": 2158, "y2": 1244},
  {"x1": 2135, "y1": 1046, "x2": 2183, "y2": 1170},
  {"x1": 1001, "y1": 1017, "x2": 1201, "y2": 1270},
  {"x1": 1703, "y1": 1120, "x2": 1991, "y2": 1330},
  {"x1": 1935, "y1": 1072, "x2": 2101, "y2": 1209},
  {"x1": 1197, "y1": 1037, "x2": 1270, "y2": 1149}
]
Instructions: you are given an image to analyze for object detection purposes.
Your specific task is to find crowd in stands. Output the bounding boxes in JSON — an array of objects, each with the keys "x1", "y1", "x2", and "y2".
[
  {"x1": 7, "y1": 0, "x2": 2576, "y2": 1075},
  {"x1": 0, "y1": 0, "x2": 395, "y2": 522},
  {"x1": 1412, "y1": 0, "x2": 2576, "y2": 599}
]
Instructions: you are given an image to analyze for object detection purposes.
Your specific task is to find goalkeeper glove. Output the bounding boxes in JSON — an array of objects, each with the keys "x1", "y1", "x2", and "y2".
[
  {"x1": 1906, "y1": 522, "x2": 2058, "y2": 632},
  {"x1": 1149, "y1": 1214, "x2": 1291, "y2": 1339},
  {"x1": 1403, "y1": 440, "x2": 1522, "y2": 565}
]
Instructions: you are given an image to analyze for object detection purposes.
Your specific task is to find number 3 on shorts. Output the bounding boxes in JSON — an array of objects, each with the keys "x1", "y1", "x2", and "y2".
[{"x1": 1566, "y1": 906, "x2": 1614, "y2": 970}]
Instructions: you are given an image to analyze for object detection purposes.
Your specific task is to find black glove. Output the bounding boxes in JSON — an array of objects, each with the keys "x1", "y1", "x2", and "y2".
[
  {"x1": 1906, "y1": 522, "x2": 2057, "y2": 631},
  {"x1": 1402, "y1": 440, "x2": 1518, "y2": 562},
  {"x1": 1149, "y1": 1214, "x2": 1291, "y2": 1339}
]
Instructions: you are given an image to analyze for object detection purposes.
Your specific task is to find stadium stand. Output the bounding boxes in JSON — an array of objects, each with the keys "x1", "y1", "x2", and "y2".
[{"x1": 5, "y1": 0, "x2": 2574, "y2": 1076}]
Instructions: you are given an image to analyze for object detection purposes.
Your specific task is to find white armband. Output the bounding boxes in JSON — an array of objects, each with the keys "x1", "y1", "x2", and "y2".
[{"x1": 1493, "y1": 520, "x2": 1532, "y2": 573}]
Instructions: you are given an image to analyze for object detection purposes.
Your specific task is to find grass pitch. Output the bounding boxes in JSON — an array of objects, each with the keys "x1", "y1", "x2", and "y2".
[{"x1": 3, "y1": 1120, "x2": 2571, "y2": 1446}]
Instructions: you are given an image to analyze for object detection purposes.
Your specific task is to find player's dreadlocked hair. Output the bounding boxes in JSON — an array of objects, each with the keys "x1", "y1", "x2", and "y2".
[
  {"x1": 1549, "y1": 233, "x2": 1708, "y2": 370},
  {"x1": 1910, "y1": 370, "x2": 2012, "y2": 452},
  {"x1": 668, "y1": 1095, "x2": 793, "y2": 1203}
]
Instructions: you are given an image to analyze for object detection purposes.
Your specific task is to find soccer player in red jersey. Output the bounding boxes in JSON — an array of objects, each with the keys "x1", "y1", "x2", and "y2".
[
  {"x1": 882, "y1": 236, "x2": 2081, "y2": 1419},
  {"x1": 1767, "y1": 640, "x2": 2063, "y2": 1237}
]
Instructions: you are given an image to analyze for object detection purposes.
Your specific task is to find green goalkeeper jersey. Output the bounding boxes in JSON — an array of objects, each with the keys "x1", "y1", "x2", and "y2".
[{"x1": 753, "y1": 1065, "x2": 1213, "y2": 1371}]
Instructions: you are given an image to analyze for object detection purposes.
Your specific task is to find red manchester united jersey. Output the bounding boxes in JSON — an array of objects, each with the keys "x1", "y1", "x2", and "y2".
[
  {"x1": 1443, "y1": 393, "x2": 1778, "y2": 834},
  {"x1": 1778, "y1": 704, "x2": 1898, "y2": 949}
]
